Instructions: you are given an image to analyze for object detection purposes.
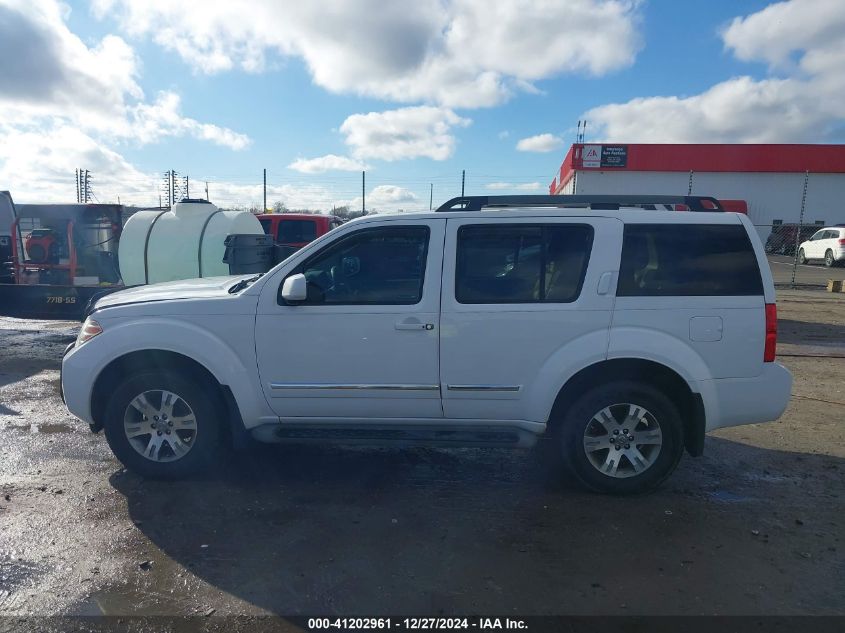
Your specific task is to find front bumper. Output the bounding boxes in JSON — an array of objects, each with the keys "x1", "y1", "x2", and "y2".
[
  {"x1": 60, "y1": 340, "x2": 98, "y2": 427},
  {"x1": 59, "y1": 342, "x2": 74, "y2": 404}
]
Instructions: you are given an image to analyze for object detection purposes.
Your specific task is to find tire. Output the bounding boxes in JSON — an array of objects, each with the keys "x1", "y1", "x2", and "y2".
[
  {"x1": 825, "y1": 249, "x2": 835, "y2": 268},
  {"x1": 798, "y1": 248, "x2": 807, "y2": 265},
  {"x1": 103, "y1": 370, "x2": 222, "y2": 479},
  {"x1": 557, "y1": 381, "x2": 684, "y2": 495}
]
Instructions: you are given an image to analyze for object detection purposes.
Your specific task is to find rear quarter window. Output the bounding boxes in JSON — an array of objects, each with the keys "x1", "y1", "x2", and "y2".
[{"x1": 618, "y1": 224, "x2": 763, "y2": 296}]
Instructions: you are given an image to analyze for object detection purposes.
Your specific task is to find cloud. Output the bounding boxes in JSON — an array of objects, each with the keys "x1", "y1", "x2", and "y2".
[
  {"x1": 92, "y1": 0, "x2": 642, "y2": 108},
  {"x1": 0, "y1": 123, "x2": 157, "y2": 205},
  {"x1": 721, "y1": 0, "x2": 845, "y2": 69},
  {"x1": 0, "y1": 0, "x2": 249, "y2": 150},
  {"x1": 584, "y1": 0, "x2": 845, "y2": 143},
  {"x1": 485, "y1": 182, "x2": 543, "y2": 191},
  {"x1": 340, "y1": 106, "x2": 471, "y2": 161},
  {"x1": 343, "y1": 185, "x2": 423, "y2": 214},
  {"x1": 516, "y1": 133, "x2": 564, "y2": 152},
  {"x1": 288, "y1": 154, "x2": 368, "y2": 174},
  {"x1": 368, "y1": 185, "x2": 419, "y2": 204},
  {"x1": 126, "y1": 92, "x2": 251, "y2": 150}
]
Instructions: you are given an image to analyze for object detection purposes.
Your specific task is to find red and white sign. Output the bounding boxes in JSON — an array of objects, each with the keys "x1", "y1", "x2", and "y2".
[{"x1": 583, "y1": 144, "x2": 601, "y2": 168}]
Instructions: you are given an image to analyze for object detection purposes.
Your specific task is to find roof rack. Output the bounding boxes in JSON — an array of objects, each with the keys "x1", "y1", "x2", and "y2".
[{"x1": 435, "y1": 195, "x2": 724, "y2": 213}]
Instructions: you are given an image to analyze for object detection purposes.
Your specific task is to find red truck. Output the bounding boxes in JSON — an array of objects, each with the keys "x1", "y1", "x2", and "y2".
[{"x1": 257, "y1": 213, "x2": 343, "y2": 251}]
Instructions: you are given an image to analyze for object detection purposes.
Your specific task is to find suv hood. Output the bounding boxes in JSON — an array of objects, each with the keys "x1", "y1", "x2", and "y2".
[{"x1": 92, "y1": 276, "x2": 245, "y2": 311}]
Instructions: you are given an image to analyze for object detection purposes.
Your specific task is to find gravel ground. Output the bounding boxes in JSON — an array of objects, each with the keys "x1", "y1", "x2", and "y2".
[{"x1": 0, "y1": 290, "x2": 843, "y2": 620}]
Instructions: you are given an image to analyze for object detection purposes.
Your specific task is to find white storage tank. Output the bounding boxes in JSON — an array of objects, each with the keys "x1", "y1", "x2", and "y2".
[{"x1": 119, "y1": 199, "x2": 264, "y2": 286}]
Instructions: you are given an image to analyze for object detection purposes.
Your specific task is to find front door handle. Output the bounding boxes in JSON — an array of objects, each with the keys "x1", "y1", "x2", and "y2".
[
  {"x1": 597, "y1": 271, "x2": 614, "y2": 295},
  {"x1": 395, "y1": 319, "x2": 434, "y2": 331}
]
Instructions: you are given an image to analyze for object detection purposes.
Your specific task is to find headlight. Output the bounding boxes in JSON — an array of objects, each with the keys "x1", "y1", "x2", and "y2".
[{"x1": 76, "y1": 318, "x2": 103, "y2": 346}]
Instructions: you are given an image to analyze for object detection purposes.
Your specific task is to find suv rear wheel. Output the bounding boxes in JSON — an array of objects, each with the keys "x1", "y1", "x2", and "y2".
[
  {"x1": 103, "y1": 370, "x2": 222, "y2": 479},
  {"x1": 559, "y1": 381, "x2": 684, "y2": 494},
  {"x1": 825, "y1": 249, "x2": 835, "y2": 268}
]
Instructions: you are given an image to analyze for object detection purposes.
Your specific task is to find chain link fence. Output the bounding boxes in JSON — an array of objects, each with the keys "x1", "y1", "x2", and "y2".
[{"x1": 755, "y1": 222, "x2": 845, "y2": 289}]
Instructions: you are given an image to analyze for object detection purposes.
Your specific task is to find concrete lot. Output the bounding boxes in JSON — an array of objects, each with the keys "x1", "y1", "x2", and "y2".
[
  {"x1": 0, "y1": 289, "x2": 843, "y2": 619},
  {"x1": 768, "y1": 254, "x2": 845, "y2": 286}
]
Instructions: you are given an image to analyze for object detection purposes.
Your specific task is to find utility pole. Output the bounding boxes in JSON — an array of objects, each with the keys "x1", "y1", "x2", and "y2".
[
  {"x1": 205, "y1": 181, "x2": 209, "y2": 201},
  {"x1": 161, "y1": 172, "x2": 170, "y2": 207},
  {"x1": 461, "y1": 169, "x2": 465, "y2": 197},
  {"x1": 263, "y1": 168, "x2": 267, "y2": 212},
  {"x1": 429, "y1": 183, "x2": 433, "y2": 210},
  {"x1": 161, "y1": 170, "x2": 179, "y2": 207},
  {"x1": 75, "y1": 169, "x2": 80, "y2": 203},
  {"x1": 82, "y1": 170, "x2": 92, "y2": 203},
  {"x1": 362, "y1": 170, "x2": 366, "y2": 216}
]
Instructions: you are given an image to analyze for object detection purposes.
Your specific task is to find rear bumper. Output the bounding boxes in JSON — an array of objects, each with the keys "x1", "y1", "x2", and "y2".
[{"x1": 695, "y1": 363, "x2": 792, "y2": 432}]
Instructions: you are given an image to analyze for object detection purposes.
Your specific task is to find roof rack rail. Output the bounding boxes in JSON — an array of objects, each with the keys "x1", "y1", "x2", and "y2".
[{"x1": 435, "y1": 195, "x2": 724, "y2": 213}]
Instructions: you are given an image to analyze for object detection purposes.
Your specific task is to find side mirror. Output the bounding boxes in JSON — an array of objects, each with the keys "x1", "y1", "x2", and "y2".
[{"x1": 281, "y1": 273, "x2": 307, "y2": 302}]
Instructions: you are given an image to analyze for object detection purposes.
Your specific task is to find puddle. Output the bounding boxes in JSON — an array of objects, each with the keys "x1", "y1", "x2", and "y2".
[
  {"x1": 71, "y1": 587, "x2": 184, "y2": 616},
  {"x1": 708, "y1": 490, "x2": 752, "y2": 503},
  {"x1": 0, "y1": 556, "x2": 45, "y2": 596},
  {"x1": 5, "y1": 423, "x2": 74, "y2": 434},
  {"x1": 32, "y1": 423, "x2": 74, "y2": 434}
]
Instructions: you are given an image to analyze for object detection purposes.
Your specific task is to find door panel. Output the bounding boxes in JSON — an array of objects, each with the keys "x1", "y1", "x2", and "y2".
[
  {"x1": 439, "y1": 217, "x2": 621, "y2": 423},
  {"x1": 255, "y1": 219, "x2": 445, "y2": 419},
  {"x1": 807, "y1": 230, "x2": 825, "y2": 258}
]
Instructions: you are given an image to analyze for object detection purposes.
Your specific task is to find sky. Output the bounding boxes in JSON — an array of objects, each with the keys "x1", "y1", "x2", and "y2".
[{"x1": 1, "y1": 0, "x2": 844, "y2": 212}]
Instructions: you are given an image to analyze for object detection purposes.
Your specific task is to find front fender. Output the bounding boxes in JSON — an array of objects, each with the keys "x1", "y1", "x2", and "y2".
[{"x1": 65, "y1": 317, "x2": 273, "y2": 428}]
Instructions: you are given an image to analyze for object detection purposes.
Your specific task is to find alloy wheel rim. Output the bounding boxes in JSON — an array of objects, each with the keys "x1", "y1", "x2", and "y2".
[
  {"x1": 582, "y1": 403, "x2": 663, "y2": 478},
  {"x1": 123, "y1": 390, "x2": 198, "y2": 462}
]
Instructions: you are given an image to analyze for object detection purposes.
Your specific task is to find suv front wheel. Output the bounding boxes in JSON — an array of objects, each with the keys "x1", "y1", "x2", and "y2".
[
  {"x1": 559, "y1": 381, "x2": 684, "y2": 494},
  {"x1": 103, "y1": 370, "x2": 222, "y2": 479}
]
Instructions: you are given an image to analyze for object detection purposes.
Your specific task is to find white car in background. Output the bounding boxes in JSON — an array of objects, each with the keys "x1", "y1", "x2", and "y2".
[{"x1": 798, "y1": 227, "x2": 845, "y2": 267}]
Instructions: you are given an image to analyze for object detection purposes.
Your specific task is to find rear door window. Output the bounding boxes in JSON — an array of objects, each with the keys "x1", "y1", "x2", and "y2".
[
  {"x1": 618, "y1": 224, "x2": 763, "y2": 296},
  {"x1": 455, "y1": 224, "x2": 593, "y2": 303}
]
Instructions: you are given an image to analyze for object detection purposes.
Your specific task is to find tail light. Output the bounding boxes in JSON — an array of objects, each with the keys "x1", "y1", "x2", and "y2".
[
  {"x1": 838, "y1": 239, "x2": 845, "y2": 246},
  {"x1": 764, "y1": 303, "x2": 777, "y2": 362}
]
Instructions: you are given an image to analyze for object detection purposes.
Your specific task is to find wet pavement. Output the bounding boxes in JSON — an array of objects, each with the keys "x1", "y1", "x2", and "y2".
[{"x1": 0, "y1": 291, "x2": 843, "y2": 622}]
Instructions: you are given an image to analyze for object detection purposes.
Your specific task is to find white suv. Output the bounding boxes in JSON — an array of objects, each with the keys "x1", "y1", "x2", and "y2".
[
  {"x1": 61, "y1": 195, "x2": 792, "y2": 494},
  {"x1": 798, "y1": 226, "x2": 845, "y2": 267}
]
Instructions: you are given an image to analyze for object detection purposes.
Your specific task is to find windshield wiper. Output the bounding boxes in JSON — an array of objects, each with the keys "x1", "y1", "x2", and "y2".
[{"x1": 228, "y1": 274, "x2": 263, "y2": 294}]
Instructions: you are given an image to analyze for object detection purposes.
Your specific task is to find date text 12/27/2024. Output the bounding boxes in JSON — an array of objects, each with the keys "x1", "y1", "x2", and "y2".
[{"x1": 307, "y1": 618, "x2": 528, "y2": 630}]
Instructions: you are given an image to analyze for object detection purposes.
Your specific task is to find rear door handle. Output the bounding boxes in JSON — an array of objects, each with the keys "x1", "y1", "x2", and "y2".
[{"x1": 395, "y1": 319, "x2": 434, "y2": 331}]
